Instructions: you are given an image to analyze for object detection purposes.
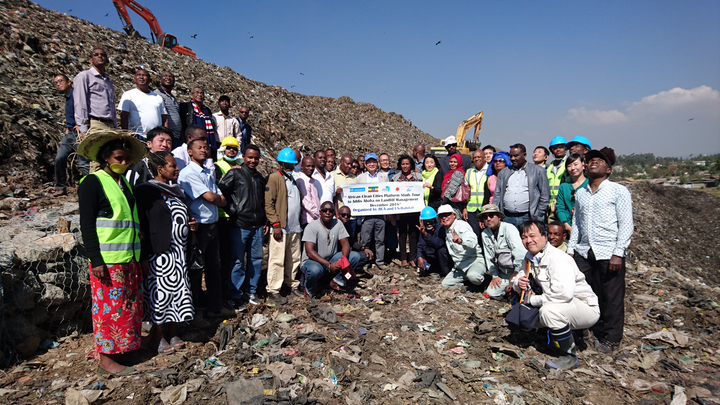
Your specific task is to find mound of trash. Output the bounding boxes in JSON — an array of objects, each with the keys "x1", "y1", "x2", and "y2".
[{"x1": 0, "y1": 0, "x2": 435, "y2": 192}]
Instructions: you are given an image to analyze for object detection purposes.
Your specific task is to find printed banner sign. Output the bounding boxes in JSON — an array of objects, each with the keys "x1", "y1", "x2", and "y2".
[{"x1": 342, "y1": 182, "x2": 425, "y2": 215}]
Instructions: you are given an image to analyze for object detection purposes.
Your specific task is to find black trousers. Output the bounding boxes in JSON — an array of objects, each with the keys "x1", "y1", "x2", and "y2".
[
  {"x1": 396, "y1": 213, "x2": 419, "y2": 262},
  {"x1": 425, "y1": 247, "x2": 452, "y2": 276},
  {"x1": 217, "y1": 217, "x2": 232, "y2": 302},
  {"x1": 573, "y1": 249, "x2": 625, "y2": 344},
  {"x1": 190, "y1": 223, "x2": 223, "y2": 312},
  {"x1": 465, "y1": 210, "x2": 483, "y2": 243}
]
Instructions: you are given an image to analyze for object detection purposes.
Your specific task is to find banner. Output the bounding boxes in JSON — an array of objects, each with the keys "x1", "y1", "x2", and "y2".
[{"x1": 342, "y1": 182, "x2": 425, "y2": 215}]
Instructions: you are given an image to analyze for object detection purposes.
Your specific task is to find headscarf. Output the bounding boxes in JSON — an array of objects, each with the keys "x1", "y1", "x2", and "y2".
[
  {"x1": 486, "y1": 151, "x2": 511, "y2": 177},
  {"x1": 442, "y1": 153, "x2": 465, "y2": 190}
]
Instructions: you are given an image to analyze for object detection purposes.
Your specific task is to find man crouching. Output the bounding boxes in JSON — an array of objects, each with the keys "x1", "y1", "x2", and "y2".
[
  {"x1": 513, "y1": 220, "x2": 599, "y2": 370},
  {"x1": 301, "y1": 201, "x2": 361, "y2": 298}
]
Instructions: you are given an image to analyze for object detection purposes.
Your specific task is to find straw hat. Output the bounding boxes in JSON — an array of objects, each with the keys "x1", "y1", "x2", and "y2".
[{"x1": 78, "y1": 127, "x2": 147, "y2": 164}]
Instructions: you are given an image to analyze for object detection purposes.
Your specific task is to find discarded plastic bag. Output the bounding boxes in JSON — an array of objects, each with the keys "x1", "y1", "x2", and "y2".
[
  {"x1": 632, "y1": 378, "x2": 652, "y2": 391},
  {"x1": 249, "y1": 314, "x2": 268, "y2": 329},
  {"x1": 267, "y1": 362, "x2": 296, "y2": 384},
  {"x1": 642, "y1": 328, "x2": 689, "y2": 347},
  {"x1": 65, "y1": 388, "x2": 102, "y2": 405},
  {"x1": 151, "y1": 378, "x2": 204, "y2": 405}
]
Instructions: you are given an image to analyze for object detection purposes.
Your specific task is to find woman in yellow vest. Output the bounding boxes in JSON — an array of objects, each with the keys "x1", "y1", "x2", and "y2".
[{"x1": 78, "y1": 130, "x2": 146, "y2": 376}]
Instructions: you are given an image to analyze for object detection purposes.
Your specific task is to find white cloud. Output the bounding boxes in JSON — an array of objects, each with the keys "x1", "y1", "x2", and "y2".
[
  {"x1": 565, "y1": 85, "x2": 720, "y2": 126},
  {"x1": 628, "y1": 85, "x2": 720, "y2": 114},
  {"x1": 565, "y1": 107, "x2": 627, "y2": 125}
]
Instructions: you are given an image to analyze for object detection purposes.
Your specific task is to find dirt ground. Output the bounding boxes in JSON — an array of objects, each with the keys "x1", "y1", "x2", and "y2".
[{"x1": 1, "y1": 183, "x2": 719, "y2": 404}]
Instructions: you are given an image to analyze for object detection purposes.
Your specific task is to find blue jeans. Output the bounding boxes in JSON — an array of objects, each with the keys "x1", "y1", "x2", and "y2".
[
  {"x1": 302, "y1": 251, "x2": 361, "y2": 296},
  {"x1": 228, "y1": 226, "x2": 264, "y2": 300},
  {"x1": 503, "y1": 212, "x2": 530, "y2": 231}
]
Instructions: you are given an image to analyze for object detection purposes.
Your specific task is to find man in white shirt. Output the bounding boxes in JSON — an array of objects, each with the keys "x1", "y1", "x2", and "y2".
[
  {"x1": 513, "y1": 220, "x2": 599, "y2": 370},
  {"x1": 213, "y1": 95, "x2": 240, "y2": 144},
  {"x1": 311, "y1": 150, "x2": 336, "y2": 204},
  {"x1": 118, "y1": 69, "x2": 168, "y2": 141}
]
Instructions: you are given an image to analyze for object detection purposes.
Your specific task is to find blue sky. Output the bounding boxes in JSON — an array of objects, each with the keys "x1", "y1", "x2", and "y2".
[{"x1": 39, "y1": 0, "x2": 720, "y2": 157}]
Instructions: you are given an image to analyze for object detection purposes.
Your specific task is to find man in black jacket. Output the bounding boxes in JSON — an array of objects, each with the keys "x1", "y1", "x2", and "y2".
[
  {"x1": 218, "y1": 144, "x2": 267, "y2": 309},
  {"x1": 179, "y1": 87, "x2": 217, "y2": 155},
  {"x1": 415, "y1": 207, "x2": 451, "y2": 277}
]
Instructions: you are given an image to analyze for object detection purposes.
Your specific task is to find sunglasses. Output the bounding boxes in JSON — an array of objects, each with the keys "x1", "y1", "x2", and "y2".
[
  {"x1": 339, "y1": 213, "x2": 350, "y2": 218},
  {"x1": 226, "y1": 147, "x2": 238, "y2": 151},
  {"x1": 480, "y1": 213, "x2": 497, "y2": 221},
  {"x1": 320, "y1": 208, "x2": 334, "y2": 213},
  {"x1": 92, "y1": 52, "x2": 107, "y2": 57}
]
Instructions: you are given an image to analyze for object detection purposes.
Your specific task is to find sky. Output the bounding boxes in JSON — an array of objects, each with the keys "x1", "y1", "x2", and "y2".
[{"x1": 38, "y1": 0, "x2": 720, "y2": 157}]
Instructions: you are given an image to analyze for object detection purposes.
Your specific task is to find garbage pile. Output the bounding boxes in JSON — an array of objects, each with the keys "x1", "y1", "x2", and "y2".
[
  {"x1": 0, "y1": 0, "x2": 435, "y2": 193},
  {"x1": 0, "y1": 181, "x2": 718, "y2": 403}
]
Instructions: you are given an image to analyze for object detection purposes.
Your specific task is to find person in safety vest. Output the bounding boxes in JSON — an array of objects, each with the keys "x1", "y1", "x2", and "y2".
[
  {"x1": 214, "y1": 136, "x2": 242, "y2": 305},
  {"x1": 546, "y1": 136, "x2": 570, "y2": 221},
  {"x1": 78, "y1": 128, "x2": 146, "y2": 376},
  {"x1": 566, "y1": 136, "x2": 592, "y2": 160},
  {"x1": 463, "y1": 149, "x2": 489, "y2": 237}
]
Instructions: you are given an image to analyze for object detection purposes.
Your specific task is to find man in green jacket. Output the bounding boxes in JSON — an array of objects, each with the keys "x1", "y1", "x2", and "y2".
[{"x1": 265, "y1": 148, "x2": 303, "y2": 303}]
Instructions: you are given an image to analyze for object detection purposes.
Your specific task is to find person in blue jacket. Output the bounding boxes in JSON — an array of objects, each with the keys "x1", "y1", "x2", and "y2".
[{"x1": 415, "y1": 207, "x2": 452, "y2": 278}]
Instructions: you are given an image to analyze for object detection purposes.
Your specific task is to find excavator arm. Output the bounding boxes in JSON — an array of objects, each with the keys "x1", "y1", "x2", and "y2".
[
  {"x1": 456, "y1": 111, "x2": 483, "y2": 151},
  {"x1": 111, "y1": 0, "x2": 160, "y2": 42},
  {"x1": 110, "y1": 0, "x2": 195, "y2": 57}
]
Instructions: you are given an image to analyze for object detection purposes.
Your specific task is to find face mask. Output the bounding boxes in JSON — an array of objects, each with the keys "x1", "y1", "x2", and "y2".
[
  {"x1": 109, "y1": 163, "x2": 128, "y2": 174},
  {"x1": 224, "y1": 155, "x2": 239, "y2": 162}
]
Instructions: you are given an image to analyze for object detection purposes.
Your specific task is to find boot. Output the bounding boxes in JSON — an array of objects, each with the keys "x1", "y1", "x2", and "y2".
[{"x1": 545, "y1": 325, "x2": 578, "y2": 370}]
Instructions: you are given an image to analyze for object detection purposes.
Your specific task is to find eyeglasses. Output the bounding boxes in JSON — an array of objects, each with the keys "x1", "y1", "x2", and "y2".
[
  {"x1": 92, "y1": 52, "x2": 107, "y2": 57},
  {"x1": 339, "y1": 213, "x2": 350, "y2": 218},
  {"x1": 320, "y1": 208, "x2": 334, "y2": 213},
  {"x1": 480, "y1": 213, "x2": 497, "y2": 221}
]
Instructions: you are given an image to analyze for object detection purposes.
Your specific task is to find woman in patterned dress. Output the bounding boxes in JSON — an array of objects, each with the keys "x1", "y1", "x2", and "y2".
[
  {"x1": 136, "y1": 152, "x2": 197, "y2": 354},
  {"x1": 78, "y1": 131, "x2": 147, "y2": 376}
]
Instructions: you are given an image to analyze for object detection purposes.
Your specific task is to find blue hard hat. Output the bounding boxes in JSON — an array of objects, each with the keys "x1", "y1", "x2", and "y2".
[
  {"x1": 549, "y1": 136, "x2": 568, "y2": 148},
  {"x1": 364, "y1": 152, "x2": 378, "y2": 161},
  {"x1": 567, "y1": 136, "x2": 592, "y2": 150},
  {"x1": 419, "y1": 206, "x2": 437, "y2": 220},
  {"x1": 277, "y1": 148, "x2": 298, "y2": 164}
]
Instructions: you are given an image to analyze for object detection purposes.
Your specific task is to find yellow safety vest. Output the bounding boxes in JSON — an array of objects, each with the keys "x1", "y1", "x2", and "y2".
[
  {"x1": 81, "y1": 170, "x2": 141, "y2": 264},
  {"x1": 215, "y1": 160, "x2": 232, "y2": 218},
  {"x1": 546, "y1": 158, "x2": 567, "y2": 203},
  {"x1": 465, "y1": 168, "x2": 487, "y2": 212}
]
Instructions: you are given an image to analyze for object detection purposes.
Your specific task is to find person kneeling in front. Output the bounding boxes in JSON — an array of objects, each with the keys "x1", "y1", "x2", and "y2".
[
  {"x1": 437, "y1": 205, "x2": 485, "y2": 289},
  {"x1": 513, "y1": 220, "x2": 599, "y2": 370},
  {"x1": 415, "y1": 206, "x2": 452, "y2": 278},
  {"x1": 301, "y1": 201, "x2": 361, "y2": 297}
]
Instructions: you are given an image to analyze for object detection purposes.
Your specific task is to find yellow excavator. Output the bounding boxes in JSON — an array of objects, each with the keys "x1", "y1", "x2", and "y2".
[{"x1": 430, "y1": 111, "x2": 483, "y2": 158}]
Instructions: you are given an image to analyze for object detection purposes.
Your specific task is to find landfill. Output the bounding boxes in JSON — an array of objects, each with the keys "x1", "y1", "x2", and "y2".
[{"x1": 0, "y1": 1, "x2": 719, "y2": 404}]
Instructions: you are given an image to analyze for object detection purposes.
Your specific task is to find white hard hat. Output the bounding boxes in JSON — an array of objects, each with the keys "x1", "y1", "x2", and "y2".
[{"x1": 444, "y1": 135, "x2": 458, "y2": 146}]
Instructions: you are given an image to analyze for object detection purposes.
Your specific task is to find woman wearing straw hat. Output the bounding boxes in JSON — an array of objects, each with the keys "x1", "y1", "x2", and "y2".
[{"x1": 78, "y1": 129, "x2": 146, "y2": 375}]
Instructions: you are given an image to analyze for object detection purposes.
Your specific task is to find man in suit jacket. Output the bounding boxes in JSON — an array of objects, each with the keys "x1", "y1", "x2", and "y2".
[
  {"x1": 492, "y1": 143, "x2": 550, "y2": 229},
  {"x1": 356, "y1": 153, "x2": 390, "y2": 270},
  {"x1": 179, "y1": 87, "x2": 217, "y2": 153},
  {"x1": 438, "y1": 135, "x2": 472, "y2": 173}
]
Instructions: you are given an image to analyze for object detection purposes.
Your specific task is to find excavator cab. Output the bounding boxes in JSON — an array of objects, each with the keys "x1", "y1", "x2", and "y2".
[
  {"x1": 430, "y1": 111, "x2": 483, "y2": 158},
  {"x1": 160, "y1": 33, "x2": 177, "y2": 49}
]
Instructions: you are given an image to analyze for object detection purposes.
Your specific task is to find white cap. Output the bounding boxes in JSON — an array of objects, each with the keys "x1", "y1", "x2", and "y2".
[
  {"x1": 437, "y1": 205, "x2": 455, "y2": 215},
  {"x1": 444, "y1": 135, "x2": 458, "y2": 146}
]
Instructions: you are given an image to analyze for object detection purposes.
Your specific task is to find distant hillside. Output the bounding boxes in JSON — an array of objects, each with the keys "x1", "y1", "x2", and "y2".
[{"x1": 0, "y1": 0, "x2": 435, "y2": 184}]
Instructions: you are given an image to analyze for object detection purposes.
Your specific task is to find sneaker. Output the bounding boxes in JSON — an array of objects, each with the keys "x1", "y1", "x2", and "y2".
[
  {"x1": 245, "y1": 293, "x2": 261, "y2": 306},
  {"x1": 597, "y1": 340, "x2": 619, "y2": 353},
  {"x1": 230, "y1": 300, "x2": 247, "y2": 313},
  {"x1": 375, "y1": 264, "x2": 390, "y2": 271},
  {"x1": 290, "y1": 289, "x2": 304, "y2": 298},
  {"x1": 267, "y1": 293, "x2": 288, "y2": 305},
  {"x1": 207, "y1": 307, "x2": 237, "y2": 319}
]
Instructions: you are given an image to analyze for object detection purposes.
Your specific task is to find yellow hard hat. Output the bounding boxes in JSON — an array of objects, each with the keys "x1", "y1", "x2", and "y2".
[{"x1": 221, "y1": 137, "x2": 240, "y2": 148}]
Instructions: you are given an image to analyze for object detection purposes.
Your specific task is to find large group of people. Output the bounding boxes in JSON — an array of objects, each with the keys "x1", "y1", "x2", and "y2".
[{"x1": 62, "y1": 47, "x2": 633, "y2": 375}]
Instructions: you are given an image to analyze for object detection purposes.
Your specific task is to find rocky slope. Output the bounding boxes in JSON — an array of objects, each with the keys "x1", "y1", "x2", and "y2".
[{"x1": 0, "y1": 0, "x2": 435, "y2": 187}]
